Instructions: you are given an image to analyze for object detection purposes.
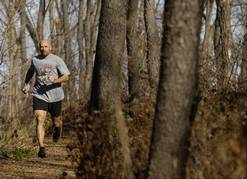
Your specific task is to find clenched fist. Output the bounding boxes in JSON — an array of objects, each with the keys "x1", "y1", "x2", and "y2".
[
  {"x1": 48, "y1": 75, "x2": 57, "y2": 83},
  {"x1": 22, "y1": 83, "x2": 30, "y2": 94}
]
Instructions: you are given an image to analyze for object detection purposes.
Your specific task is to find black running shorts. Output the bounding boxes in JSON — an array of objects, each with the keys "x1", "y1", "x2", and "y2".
[{"x1": 33, "y1": 97, "x2": 62, "y2": 117}]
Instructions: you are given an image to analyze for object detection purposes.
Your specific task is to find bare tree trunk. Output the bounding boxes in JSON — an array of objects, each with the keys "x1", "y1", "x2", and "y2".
[
  {"x1": 19, "y1": 0, "x2": 29, "y2": 116},
  {"x1": 61, "y1": 0, "x2": 75, "y2": 103},
  {"x1": 239, "y1": 32, "x2": 247, "y2": 90},
  {"x1": 49, "y1": 0, "x2": 56, "y2": 52},
  {"x1": 18, "y1": 10, "x2": 39, "y2": 50},
  {"x1": 237, "y1": 1, "x2": 247, "y2": 90},
  {"x1": 50, "y1": 0, "x2": 63, "y2": 56},
  {"x1": 91, "y1": 1, "x2": 127, "y2": 109},
  {"x1": 19, "y1": 0, "x2": 27, "y2": 63},
  {"x1": 155, "y1": 0, "x2": 161, "y2": 13},
  {"x1": 147, "y1": 0, "x2": 202, "y2": 178},
  {"x1": 78, "y1": 0, "x2": 86, "y2": 102},
  {"x1": 127, "y1": 0, "x2": 151, "y2": 106},
  {"x1": 144, "y1": 0, "x2": 160, "y2": 95},
  {"x1": 199, "y1": 0, "x2": 215, "y2": 93},
  {"x1": 84, "y1": 0, "x2": 101, "y2": 105},
  {"x1": 37, "y1": 0, "x2": 45, "y2": 42},
  {"x1": 7, "y1": 0, "x2": 18, "y2": 119},
  {"x1": 83, "y1": 0, "x2": 99, "y2": 104},
  {"x1": 89, "y1": 0, "x2": 133, "y2": 178},
  {"x1": 54, "y1": 18, "x2": 64, "y2": 57},
  {"x1": 214, "y1": 0, "x2": 235, "y2": 91},
  {"x1": 127, "y1": 0, "x2": 142, "y2": 104},
  {"x1": 15, "y1": 0, "x2": 43, "y2": 51},
  {"x1": 78, "y1": 0, "x2": 99, "y2": 105}
]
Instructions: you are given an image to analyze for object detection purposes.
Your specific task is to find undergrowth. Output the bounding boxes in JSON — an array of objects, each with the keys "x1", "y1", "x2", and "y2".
[{"x1": 0, "y1": 147, "x2": 35, "y2": 160}]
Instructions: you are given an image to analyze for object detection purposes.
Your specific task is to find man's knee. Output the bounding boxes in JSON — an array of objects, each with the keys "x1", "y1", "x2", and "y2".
[
  {"x1": 34, "y1": 110, "x2": 46, "y2": 123},
  {"x1": 53, "y1": 116, "x2": 62, "y2": 126}
]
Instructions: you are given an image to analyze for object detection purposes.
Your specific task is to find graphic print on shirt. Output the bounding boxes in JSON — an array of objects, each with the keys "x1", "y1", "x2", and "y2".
[{"x1": 38, "y1": 64, "x2": 54, "y2": 84}]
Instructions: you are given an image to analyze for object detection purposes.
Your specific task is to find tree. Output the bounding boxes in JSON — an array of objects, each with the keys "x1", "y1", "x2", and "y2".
[
  {"x1": 147, "y1": 0, "x2": 202, "y2": 178},
  {"x1": 239, "y1": 28, "x2": 247, "y2": 90},
  {"x1": 15, "y1": 0, "x2": 40, "y2": 51},
  {"x1": 144, "y1": 0, "x2": 160, "y2": 95},
  {"x1": 6, "y1": 0, "x2": 18, "y2": 119},
  {"x1": 49, "y1": 0, "x2": 56, "y2": 51},
  {"x1": 61, "y1": 0, "x2": 76, "y2": 103},
  {"x1": 37, "y1": 0, "x2": 45, "y2": 42},
  {"x1": 127, "y1": 0, "x2": 151, "y2": 106},
  {"x1": 19, "y1": 0, "x2": 27, "y2": 63},
  {"x1": 214, "y1": 0, "x2": 235, "y2": 91},
  {"x1": 89, "y1": 0, "x2": 133, "y2": 178},
  {"x1": 199, "y1": 0, "x2": 215, "y2": 93},
  {"x1": 91, "y1": 1, "x2": 127, "y2": 109},
  {"x1": 78, "y1": 0, "x2": 101, "y2": 105}
]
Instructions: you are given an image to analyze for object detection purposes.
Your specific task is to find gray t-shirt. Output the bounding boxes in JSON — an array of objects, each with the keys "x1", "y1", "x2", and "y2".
[{"x1": 30, "y1": 53, "x2": 70, "y2": 102}]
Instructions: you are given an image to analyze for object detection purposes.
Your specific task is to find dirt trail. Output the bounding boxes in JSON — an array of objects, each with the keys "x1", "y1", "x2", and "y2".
[{"x1": 0, "y1": 132, "x2": 79, "y2": 179}]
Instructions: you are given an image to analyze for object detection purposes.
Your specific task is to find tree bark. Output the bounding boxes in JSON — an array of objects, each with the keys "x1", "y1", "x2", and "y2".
[
  {"x1": 19, "y1": 0, "x2": 27, "y2": 63},
  {"x1": 214, "y1": 0, "x2": 235, "y2": 91},
  {"x1": 144, "y1": 0, "x2": 160, "y2": 95},
  {"x1": 18, "y1": 0, "x2": 29, "y2": 115},
  {"x1": 89, "y1": 0, "x2": 133, "y2": 177},
  {"x1": 37, "y1": 0, "x2": 45, "y2": 42},
  {"x1": 7, "y1": 0, "x2": 18, "y2": 119},
  {"x1": 127, "y1": 0, "x2": 151, "y2": 106},
  {"x1": 91, "y1": 1, "x2": 127, "y2": 109},
  {"x1": 78, "y1": 0, "x2": 98, "y2": 105},
  {"x1": 199, "y1": 0, "x2": 215, "y2": 93},
  {"x1": 15, "y1": 0, "x2": 41, "y2": 51},
  {"x1": 239, "y1": 32, "x2": 247, "y2": 90},
  {"x1": 82, "y1": 0, "x2": 101, "y2": 105},
  {"x1": 61, "y1": 0, "x2": 76, "y2": 103},
  {"x1": 147, "y1": 0, "x2": 202, "y2": 178},
  {"x1": 49, "y1": 0, "x2": 57, "y2": 52},
  {"x1": 78, "y1": 0, "x2": 87, "y2": 101}
]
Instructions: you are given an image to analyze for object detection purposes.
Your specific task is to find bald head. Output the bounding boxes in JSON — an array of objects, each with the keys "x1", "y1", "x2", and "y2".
[
  {"x1": 40, "y1": 39, "x2": 51, "y2": 46},
  {"x1": 40, "y1": 40, "x2": 52, "y2": 57}
]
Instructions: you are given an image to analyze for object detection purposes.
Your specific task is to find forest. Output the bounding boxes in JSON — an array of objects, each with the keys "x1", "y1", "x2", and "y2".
[{"x1": 0, "y1": 0, "x2": 246, "y2": 178}]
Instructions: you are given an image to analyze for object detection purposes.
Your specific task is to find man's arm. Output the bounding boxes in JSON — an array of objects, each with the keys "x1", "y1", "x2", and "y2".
[
  {"x1": 48, "y1": 74, "x2": 69, "y2": 84},
  {"x1": 22, "y1": 67, "x2": 35, "y2": 94},
  {"x1": 24, "y1": 67, "x2": 35, "y2": 84}
]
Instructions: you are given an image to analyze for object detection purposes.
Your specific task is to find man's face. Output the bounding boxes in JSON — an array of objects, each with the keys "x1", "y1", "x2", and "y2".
[{"x1": 40, "y1": 41, "x2": 51, "y2": 57}]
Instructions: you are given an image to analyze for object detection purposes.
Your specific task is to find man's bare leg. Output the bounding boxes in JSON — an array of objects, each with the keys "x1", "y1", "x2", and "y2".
[
  {"x1": 53, "y1": 116, "x2": 62, "y2": 128},
  {"x1": 52, "y1": 116, "x2": 62, "y2": 142},
  {"x1": 34, "y1": 110, "x2": 47, "y2": 158}
]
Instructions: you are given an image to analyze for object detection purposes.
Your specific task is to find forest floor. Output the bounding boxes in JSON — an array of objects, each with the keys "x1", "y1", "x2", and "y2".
[
  {"x1": 0, "y1": 131, "x2": 80, "y2": 179},
  {"x1": 186, "y1": 92, "x2": 247, "y2": 179},
  {"x1": 1, "y1": 92, "x2": 247, "y2": 179}
]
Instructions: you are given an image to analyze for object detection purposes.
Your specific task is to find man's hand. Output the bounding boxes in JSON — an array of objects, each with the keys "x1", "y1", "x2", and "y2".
[
  {"x1": 22, "y1": 83, "x2": 30, "y2": 94},
  {"x1": 48, "y1": 75, "x2": 57, "y2": 83},
  {"x1": 48, "y1": 75, "x2": 69, "y2": 84}
]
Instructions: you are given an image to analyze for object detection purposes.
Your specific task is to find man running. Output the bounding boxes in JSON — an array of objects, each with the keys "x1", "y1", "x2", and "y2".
[{"x1": 22, "y1": 40, "x2": 70, "y2": 158}]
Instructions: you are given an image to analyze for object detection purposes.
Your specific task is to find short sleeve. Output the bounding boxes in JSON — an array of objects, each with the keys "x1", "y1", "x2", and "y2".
[{"x1": 57, "y1": 58, "x2": 70, "y2": 75}]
